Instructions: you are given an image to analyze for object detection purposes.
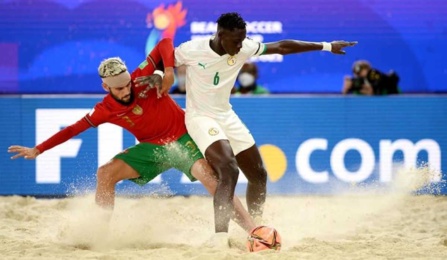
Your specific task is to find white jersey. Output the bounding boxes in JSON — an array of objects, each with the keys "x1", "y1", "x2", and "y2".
[{"x1": 175, "y1": 37, "x2": 265, "y2": 117}]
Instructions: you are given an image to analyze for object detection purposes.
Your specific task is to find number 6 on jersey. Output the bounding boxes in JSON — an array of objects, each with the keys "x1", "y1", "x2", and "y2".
[{"x1": 213, "y1": 72, "x2": 220, "y2": 85}]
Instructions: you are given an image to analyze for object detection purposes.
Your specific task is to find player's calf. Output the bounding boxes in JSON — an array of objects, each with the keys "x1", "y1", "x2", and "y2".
[{"x1": 95, "y1": 159, "x2": 139, "y2": 209}]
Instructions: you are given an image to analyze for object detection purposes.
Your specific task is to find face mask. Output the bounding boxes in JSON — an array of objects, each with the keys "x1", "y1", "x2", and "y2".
[
  {"x1": 177, "y1": 75, "x2": 186, "y2": 87},
  {"x1": 238, "y1": 72, "x2": 255, "y2": 88}
]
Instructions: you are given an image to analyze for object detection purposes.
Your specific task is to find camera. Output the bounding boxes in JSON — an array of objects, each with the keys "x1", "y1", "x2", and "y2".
[{"x1": 350, "y1": 77, "x2": 365, "y2": 91}]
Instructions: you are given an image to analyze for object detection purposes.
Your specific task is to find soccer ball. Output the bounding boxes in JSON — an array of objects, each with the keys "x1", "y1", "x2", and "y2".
[{"x1": 246, "y1": 226, "x2": 282, "y2": 252}]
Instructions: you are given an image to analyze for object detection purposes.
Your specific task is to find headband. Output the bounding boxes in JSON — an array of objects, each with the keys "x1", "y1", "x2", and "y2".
[{"x1": 102, "y1": 71, "x2": 131, "y2": 88}]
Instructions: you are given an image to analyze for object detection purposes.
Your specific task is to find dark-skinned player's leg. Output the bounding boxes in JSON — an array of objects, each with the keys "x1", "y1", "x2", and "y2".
[
  {"x1": 204, "y1": 140, "x2": 240, "y2": 233},
  {"x1": 235, "y1": 144, "x2": 267, "y2": 221}
]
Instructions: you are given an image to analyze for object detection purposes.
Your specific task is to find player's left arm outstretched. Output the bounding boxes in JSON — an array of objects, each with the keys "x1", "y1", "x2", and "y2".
[{"x1": 264, "y1": 40, "x2": 357, "y2": 55}]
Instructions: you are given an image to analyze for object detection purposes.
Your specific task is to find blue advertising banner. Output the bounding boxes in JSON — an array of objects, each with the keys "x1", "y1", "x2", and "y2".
[
  {"x1": 0, "y1": 0, "x2": 446, "y2": 94},
  {"x1": 1, "y1": 95, "x2": 446, "y2": 196}
]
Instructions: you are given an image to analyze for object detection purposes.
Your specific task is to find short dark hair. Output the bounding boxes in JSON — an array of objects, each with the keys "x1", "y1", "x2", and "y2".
[{"x1": 216, "y1": 12, "x2": 246, "y2": 31}]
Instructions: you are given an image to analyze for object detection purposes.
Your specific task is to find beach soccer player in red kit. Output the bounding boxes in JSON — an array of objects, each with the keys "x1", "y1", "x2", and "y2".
[{"x1": 8, "y1": 38, "x2": 257, "y2": 243}]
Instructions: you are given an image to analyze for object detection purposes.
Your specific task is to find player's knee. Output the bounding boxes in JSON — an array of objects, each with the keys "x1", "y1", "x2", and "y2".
[
  {"x1": 219, "y1": 173, "x2": 239, "y2": 189},
  {"x1": 247, "y1": 164, "x2": 267, "y2": 185},
  {"x1": 212, "y1": 157, "x2": 239, "y2": 184},
  {"x1": 96, "y1": 165, "x2": 120, "y2": 185},
  {"x1": 216, "y1": 157, "x2": 239, "y2": 174}
]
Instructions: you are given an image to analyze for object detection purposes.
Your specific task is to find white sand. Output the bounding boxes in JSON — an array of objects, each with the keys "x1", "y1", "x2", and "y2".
[{"x1": 1, "y1": 168, "x2": 447, "y2": 259}]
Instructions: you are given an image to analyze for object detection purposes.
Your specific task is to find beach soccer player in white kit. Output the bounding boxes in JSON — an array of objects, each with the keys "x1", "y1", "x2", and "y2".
[{"x1": 172, "y1": 12, "x2": 357, "y2": 246}]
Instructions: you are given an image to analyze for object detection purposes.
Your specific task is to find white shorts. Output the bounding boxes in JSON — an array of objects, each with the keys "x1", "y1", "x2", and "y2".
[{"x1": 185, "y1": 111, "x2": 255, "y2": 156}]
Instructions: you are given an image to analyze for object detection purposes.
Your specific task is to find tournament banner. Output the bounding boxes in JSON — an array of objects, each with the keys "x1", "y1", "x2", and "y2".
[
  {"x1": 1, "y1": 0, "x2": 446, "y2": 94},
  {"x1": 0, "y1": 96, "x2": 446, "y2": 196}
]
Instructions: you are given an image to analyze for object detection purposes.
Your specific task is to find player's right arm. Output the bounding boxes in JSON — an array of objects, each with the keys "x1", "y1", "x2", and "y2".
[
  {"x1": 134, "y1": 38, "x2": 175, "y2": 97},
  {"x1": 153, "y1": 38, "x2": 175, "y2": 94},
  {"x1": 8, "y1": 105, "x2": 106, "y2": 160}
]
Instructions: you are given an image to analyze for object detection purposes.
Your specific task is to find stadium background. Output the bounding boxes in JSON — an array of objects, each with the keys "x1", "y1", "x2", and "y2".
[{"x1": 0, "y1": 0, "x2": 446, "y2": 196}]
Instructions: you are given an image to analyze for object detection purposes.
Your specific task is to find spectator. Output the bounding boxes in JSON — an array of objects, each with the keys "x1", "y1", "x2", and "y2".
[
  {"x1": 233, "y1": 62, "x2": 269, "y2": 95},
  {"x1": 171, "y1": 65, "x2": 186, "y2": 94},
  {"x1": 342, "y1": 60, "x2": 400, "y2": 95}
]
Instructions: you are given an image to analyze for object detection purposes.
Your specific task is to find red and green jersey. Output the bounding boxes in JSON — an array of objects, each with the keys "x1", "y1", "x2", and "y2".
[{"x1": 36, "y1": 38, "x2": 185, "y2": 154}]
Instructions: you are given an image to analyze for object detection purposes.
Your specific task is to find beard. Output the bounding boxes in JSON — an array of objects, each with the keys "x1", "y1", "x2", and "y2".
[{"x1": 111, "y1": 89, "x2": 134, "y2": 105}]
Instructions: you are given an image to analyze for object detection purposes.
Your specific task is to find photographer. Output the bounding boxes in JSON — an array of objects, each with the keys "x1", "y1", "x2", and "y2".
[{"x1": 342, "y1": 60, "x2": 400, "y2": 95}]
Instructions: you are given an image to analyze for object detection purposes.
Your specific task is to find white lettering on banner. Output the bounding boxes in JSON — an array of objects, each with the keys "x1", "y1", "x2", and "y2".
[
  {"x1": 36, "y1": 109, "x2": 88, "y2": 183},
  {"x1": 331, "y1": 139, "x2": 375, "y2": 182},
  {"x1": 190, "y1": 21, "x2": 283, "y2": 34},
  {"x1": 36, "y1": 109, "x2": 441, "y2": 186},
  {"x1": 296, "y1": 138, "x2": 328, "y2": 183},
  {"x1": 190, "y1": 22, "x2": 217, "y2": 34},
  {"x1": 246, "y1": 21, "x2": 282, "y2": 34},
  {"x1": 98, "y1": 124, "x2": 123, "y2": 166},
  {"x1": 380, "y1": 139, "x2": 441, "y2": 182},
  {"x1": 296, "y1": 138, "x2": 441, "y2": 183}
]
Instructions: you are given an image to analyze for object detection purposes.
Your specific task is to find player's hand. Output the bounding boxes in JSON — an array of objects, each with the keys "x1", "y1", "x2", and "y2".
[
  {"x1": 330, "y1": 41, "x2": 358, "y2": 55},
  {"x1": 133, "y1": 74, "x2": 162, "y2": 89},
  {"x1": 8, "y1": 145, "x2": 40, "y2": 160}
]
